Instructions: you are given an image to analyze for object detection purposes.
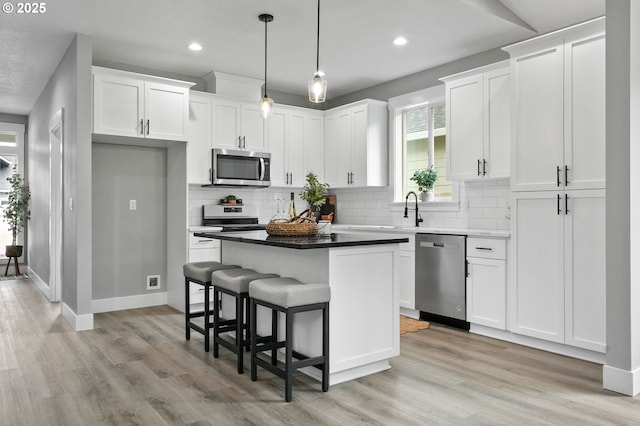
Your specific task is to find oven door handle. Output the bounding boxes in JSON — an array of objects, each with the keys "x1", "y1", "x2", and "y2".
[{"x1": 259, "y1": 158, "x2": 265, "y2": 181}]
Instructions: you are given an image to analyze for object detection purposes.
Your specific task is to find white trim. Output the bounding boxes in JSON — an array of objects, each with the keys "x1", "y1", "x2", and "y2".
[
  {"x1": 26, "y1": 266, "x2": 50, "y2": 298},
  {"x1": 92, "y1": 292, "x2": 168, "y2": 313},
  {"x1": 62, "y1": 302, "x2": 94, "y2": 331},
  {"x1": 469, "y1": 324, "x2": 605, "y2": 364},
  {"x1": 603, "y1": 365, "x2": 640, "y2": 396}
]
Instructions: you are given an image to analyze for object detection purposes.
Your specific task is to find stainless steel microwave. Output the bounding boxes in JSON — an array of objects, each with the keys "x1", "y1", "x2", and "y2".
[{"x1": 204, "y1": 148, "x2": 271, "y2": 188}]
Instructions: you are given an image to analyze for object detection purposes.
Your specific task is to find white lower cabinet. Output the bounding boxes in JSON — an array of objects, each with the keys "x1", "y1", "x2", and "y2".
[
  {"x1": 466, "y1": 238, "x2": 507, "y2": 330},
  {"x1": 188, "y1": 233, "x2": 221, "y2": 305},
  {"x1": 510, "y1": 190, "x2": 606, "y2": 353}
]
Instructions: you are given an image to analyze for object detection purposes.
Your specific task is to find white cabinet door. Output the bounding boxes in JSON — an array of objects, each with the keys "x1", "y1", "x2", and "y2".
[
  {"x1": 484, "y1": 68, "x2": 510, "y2": 179},
  {"x1": 512, "y1": 46, "x2": 564, "y2": 191},
  {"x1": 287, "y1": 112, "x2": 307, "y2": 187},
  {"x1": 350, "y1": 105, "x2": 369, "y2": 187},
  {"x1": 324, "y1": 111, "x2": 350, "y2": 187},
  {"x1": 446, "y1": 74, "x2": 484, "y2": 180},
  {"x1": 267, "y1": 107, "x2": 288, "y2": 186},
  {"x1": 564, "y1": 189, "x2": 606, "y2": 353},
  {"x1": 304, "y1": 112, "x2": 325, "y2": 181},
  {"x1": 212, "y1": 98, "x2": 242, "y2": 150},
  {"x1": 145, "y1": 82, "x2": 189, "y2": 141},
  {"x1": 510, "y1": 191, "x2": 565, "y2": 343},
  {"x1": 93, "y1": 73, "x2": 144, "y2": 137},
  {"x1": 467, "y1": 257, "x2": 506, "y2": 329},
  {"x1": 241, "y1": 103, "x2": 266, "y2": 151},
  {"x1": 564, "y1": 34, "x2": 606, "y2": 190},
  {"x1": 187, "y1": 94, "x2": 212, "y2": 184}
]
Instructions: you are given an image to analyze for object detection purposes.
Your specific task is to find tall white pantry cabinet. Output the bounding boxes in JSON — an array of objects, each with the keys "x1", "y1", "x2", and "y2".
[{"x1": 504, "y1": 18, "x2": 606, "y2": 353}]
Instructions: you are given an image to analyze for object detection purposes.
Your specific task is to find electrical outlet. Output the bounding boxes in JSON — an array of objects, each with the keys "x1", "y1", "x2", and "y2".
[
  {"x1": 146, "y1": 275, "x2": 160, "y2": 290},
  {"x1": 130, "y1": 200, "x2": 137, "y2": 210}
]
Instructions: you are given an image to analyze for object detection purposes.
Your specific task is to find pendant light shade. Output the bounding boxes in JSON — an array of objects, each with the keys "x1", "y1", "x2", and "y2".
[
  {"x1": 259, "y1": 13, "x2": 274, "y2": 119},
  {"x1": 308, "y1": 0, "x2": 327, "y2": 103}
]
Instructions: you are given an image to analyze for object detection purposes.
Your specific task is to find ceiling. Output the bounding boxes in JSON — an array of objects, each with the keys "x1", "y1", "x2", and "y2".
[{"x1": 0, "y1": 0, "x2": 605, "y2": 116}]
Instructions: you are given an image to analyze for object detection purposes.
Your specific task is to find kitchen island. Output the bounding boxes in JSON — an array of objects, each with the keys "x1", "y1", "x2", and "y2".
[{"x1": 194, "y1": 230, "x2": 408, "y2": 385}]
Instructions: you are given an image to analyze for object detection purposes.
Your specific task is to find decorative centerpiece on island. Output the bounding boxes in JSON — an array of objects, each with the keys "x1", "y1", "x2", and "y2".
[
  {"x1": 299, "y1": 172, "x2": 329, "y2": 222},
  {"x1": 2, "y1": 167, "x2": 30, "y2": 273},
  {"x1": 410, "y1": 166, "x2": 438, "y2": 202}
]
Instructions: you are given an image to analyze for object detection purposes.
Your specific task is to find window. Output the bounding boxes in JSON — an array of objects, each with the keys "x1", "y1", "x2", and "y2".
[
  {"x1": 403, "y1": 103, "x2": 452, "y2": 198},
  {"x1": 390, "y1": 85, "x2": 457, "y2": 205},
  {"x1": 0, "y1": 124, "x2": 25, "y2": 257}
]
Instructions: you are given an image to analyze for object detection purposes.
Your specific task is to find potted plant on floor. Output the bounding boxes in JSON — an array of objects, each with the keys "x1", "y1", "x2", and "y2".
[
  {"x1": 3, "y1": 166, "x2": 30, "y2": 262},
  {"x1": 410, "y1": 166, "x2": 438, "y2": 202},
  {"x1": 299, "y1": 172, "x2": 329, "y2": 222}
]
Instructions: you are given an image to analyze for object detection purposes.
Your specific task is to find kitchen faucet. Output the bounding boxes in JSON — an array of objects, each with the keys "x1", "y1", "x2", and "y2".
[{"x1": 404, "y1": 191, "x2": 423, "y2": 227}]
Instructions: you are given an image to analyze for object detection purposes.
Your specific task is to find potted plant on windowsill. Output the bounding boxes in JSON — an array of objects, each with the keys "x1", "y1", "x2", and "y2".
[
  {"x1": 410, "y1": 166, "x2": 438, "y2": 202},
  {"x1": 3, "y1": 166, "x2": 30, "y2": 261},
  {"x1": 299, "y1": 172, "x2": 329, "y2": 222}
]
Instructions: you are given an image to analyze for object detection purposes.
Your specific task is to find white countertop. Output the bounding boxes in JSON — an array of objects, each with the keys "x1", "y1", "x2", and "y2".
[{"x1": 332, "y1": 224, "x2": 510, "y2": 238}]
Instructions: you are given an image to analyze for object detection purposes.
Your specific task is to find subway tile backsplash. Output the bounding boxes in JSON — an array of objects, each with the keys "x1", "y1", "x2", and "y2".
[{"x1": 188, "y1": 178, "x2": 511, "y2": 231}]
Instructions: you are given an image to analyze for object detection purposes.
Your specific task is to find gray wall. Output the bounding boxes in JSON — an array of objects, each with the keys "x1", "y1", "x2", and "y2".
[
  {"x1": 27, "y1": 33, "x2": 93, "y2": 315},
  {"x1": 92, "y1": 143, "x2": 167, "y2": 299},
  {"x1": 605, "y1": 0, "x2": 640, "y2": 386},
  {"x1": 327, "y1": 47, "x2": 509, "y2": 108}
]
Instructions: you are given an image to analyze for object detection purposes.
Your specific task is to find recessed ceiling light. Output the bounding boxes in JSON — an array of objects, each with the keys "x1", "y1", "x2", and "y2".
[
  {"x1": 393, "y1": 37, "x2": 408, "y2": 46},
  {"x1": 188, "y1": 42, "x2": 203, "y2": 51}
]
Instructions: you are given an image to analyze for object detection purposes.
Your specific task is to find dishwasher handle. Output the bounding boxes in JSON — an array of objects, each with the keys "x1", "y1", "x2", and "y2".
[{"x1": 419, "y1": 241, "x2": 459, "y2": 249}]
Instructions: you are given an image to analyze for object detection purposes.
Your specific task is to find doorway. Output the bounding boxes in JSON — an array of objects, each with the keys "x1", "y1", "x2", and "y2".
[{"x1": 48, "y1": 109, "x2": 63, "y2": 302}]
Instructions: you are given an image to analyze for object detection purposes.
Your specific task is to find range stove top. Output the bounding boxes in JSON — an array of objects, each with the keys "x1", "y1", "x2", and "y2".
[{"x1": 202, "y1": 204, "x2": 265, "y2": 232}]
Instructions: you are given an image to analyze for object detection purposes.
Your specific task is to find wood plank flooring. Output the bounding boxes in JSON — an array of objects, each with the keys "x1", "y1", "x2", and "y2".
[{"x1": 2, "y1": 277, "x2": 640, "y2": 425}]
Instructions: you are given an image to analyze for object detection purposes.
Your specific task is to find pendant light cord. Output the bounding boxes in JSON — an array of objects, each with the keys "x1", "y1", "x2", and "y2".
[
  {"x1": 315, "y1": 0, "x2": 320, "y2": 73},
  {"x1": 264, "y1": 17, "x2": 268, "y2": 96}
]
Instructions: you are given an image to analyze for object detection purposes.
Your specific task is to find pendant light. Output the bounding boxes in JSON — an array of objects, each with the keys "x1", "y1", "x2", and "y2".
[
  {"x1": 259, "y1": 13, "x2": 274, "y2": 119},
  {"x1": 308, "y1": 0, "x2": 327, "y2": 103}
]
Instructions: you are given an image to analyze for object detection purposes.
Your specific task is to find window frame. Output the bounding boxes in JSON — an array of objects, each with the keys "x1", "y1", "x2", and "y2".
[
  {"x1": 388, "y1": 85, "x2": 459, "y2": 211},
  {"x1": 0, "y1": 122, "x2": 26, "y2": 254}
]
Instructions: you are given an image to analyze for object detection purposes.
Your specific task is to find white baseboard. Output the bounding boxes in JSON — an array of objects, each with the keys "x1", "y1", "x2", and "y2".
[
  {"x1": 92, "y1": 292, "x2": 168, "y2": 313},
  {"x1": 603, "y1": 364, "x2": 640, "y2": 396},
  {"x1": 26, "y1": 266, "x2": 50, "y2": 299},
  {"x1": 400, "y1": 307, "x2": 420, "y2": 319},
  {"x1": 62, "y1": 302, "x2": 94, "y2": 331},
  {"x1": 469, "y1": 324, "x2": 606, "y2": 364}
]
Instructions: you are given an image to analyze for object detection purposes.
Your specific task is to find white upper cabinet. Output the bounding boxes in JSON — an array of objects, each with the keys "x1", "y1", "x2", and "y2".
[
  {"x1": 324, "y1": 99, "x2": 388, "y2": 188},
  {"x1": 442, "y1": 61, "x2": 510, "y2": 181},
  {"x1": 211, "y1": 96, "x2": 266, "y2": 151},
  {"x1": 187, "y1": 92, "x2": 213, "y2": 184},
  {"x1": 93, "y1": 67, "x2": 193, "y2": 142},
  {"x1": 267, "y1": 105, "x2": 324, "y2": 187},
  {"x1": 505, "y1": 18, "x2": 605, "y2": 192}
]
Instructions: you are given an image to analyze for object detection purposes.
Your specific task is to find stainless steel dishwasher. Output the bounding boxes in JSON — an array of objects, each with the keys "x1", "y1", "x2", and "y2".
[{"x1": 415, "y1": 233, "x2": 469, "y2": 329}]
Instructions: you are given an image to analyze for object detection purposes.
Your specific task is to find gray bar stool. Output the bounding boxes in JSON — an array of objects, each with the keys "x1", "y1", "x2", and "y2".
[
  {"x1": 183, "y1": 261, "x2": 239, "y2": 352},
  {"x1": 211, "y1": 268, "x2": 279, "y2": 374},
  {"x1": 249, "y1": 277, "x2": 330, "y2": 402}
]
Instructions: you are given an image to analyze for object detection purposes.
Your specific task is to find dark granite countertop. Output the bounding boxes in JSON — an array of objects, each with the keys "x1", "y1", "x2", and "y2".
[{"x1": 193, "y1": 230, "x2": 409, "y2": 250}]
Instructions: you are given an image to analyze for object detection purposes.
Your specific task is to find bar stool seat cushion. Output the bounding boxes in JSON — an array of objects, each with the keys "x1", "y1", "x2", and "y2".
[
  {"x1": 212, "y1": 268, "x2": 279, "y2": 293},
  {"x1": 250, "y1": 278, "x2": 331, "y2": 308},
  {"x1": 183, "y1": 261, "x2": 239, "y2": 283}
]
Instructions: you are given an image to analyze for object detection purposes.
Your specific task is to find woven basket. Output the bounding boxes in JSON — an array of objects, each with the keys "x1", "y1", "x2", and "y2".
[{"x1": 266, "y1": 221, "x2": 317, "y2": 236}]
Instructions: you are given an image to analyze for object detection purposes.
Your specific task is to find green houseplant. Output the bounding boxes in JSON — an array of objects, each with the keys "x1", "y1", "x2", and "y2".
[
  {"x1": 410, "y1": 166, "x2": 438, "y2": 201},
  {"x1": 299, "y1": 172, "x2": 329, "y2": 221},
  {"x1": 3, "y1": 166, "x2": 31, "y2": 258}
]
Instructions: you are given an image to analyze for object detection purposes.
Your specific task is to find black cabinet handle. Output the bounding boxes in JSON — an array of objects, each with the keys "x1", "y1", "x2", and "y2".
[
  {"x1": 556, "y1": 166, "x2": 561, "y2": 187},
  {"x1": 483, "y1": 159, "x2": 487, "y2": 176},
  {"x1": 565, "y1": 165, "x2": 569, "y2": 186},
  {"x1": 557, "y1": 194, "x2": 561, "y2": 215},
  {"x1": 140, "y1": 119, "x2": 144, "y2": 135},
  {"x1": 477, "y1": 159, "x2": 481, "y2": 176},
  {"x1": 475, "y1": 247, "x2": 493, "y2": 251},
  {"x1": 565, "y1": 194, "x2": 569, "y2": 215},
  {"x1": 146, "y1": 119, "x2": 150, "y2": 135}
]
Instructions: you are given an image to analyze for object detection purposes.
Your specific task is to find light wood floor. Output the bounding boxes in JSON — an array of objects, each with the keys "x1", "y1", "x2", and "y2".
[{"x1": 2, "y1": 278, "x2": 640, "y2": 425}]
